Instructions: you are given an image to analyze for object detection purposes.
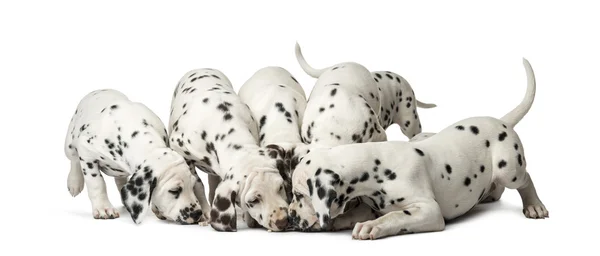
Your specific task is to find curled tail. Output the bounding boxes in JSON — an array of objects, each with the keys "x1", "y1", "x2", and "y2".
[
  {"x1": 294, "y1": 42, "x2": 329, "y2": 78},
  {"x1": 500, "y1": 58, "x2": 537, "y2": 127},
  {"x1": 416, "y1": 100, "x2": 437, "y2": 108}
]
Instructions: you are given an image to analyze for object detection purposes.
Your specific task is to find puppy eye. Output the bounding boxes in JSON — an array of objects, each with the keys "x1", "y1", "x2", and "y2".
[
  {"x1": 168, "y1": 187, "x2": 182, "y2": 196},
  {"x1": 279, "y1": 185, "x2": 284, "y2": 192},
  {"x1": 249, "y1": 197, "x2": 260, "y2": 204}
]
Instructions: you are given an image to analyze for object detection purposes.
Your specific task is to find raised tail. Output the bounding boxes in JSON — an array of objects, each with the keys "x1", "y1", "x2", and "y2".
[
  {"x1": 500, "y1": 58, "x2": 537, "y2": 127},
  {"x1": 294, "y1": 42, "x2": 329, "y2": 78},
  {"x1": 416, "y1": 100, "x2": 437, "y2": 108}
]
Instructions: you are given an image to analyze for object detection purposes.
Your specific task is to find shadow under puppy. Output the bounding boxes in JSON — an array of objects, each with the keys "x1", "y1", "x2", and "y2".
[
  {"x1": 167, "y1": 68, "x2": 290, "y2": 232},
  {"x1": 65, "y1": 89, "x2": 204, "y2": 224},
  {"x1": 288, "y1": 59, "x2": 548, "y2": 240}
]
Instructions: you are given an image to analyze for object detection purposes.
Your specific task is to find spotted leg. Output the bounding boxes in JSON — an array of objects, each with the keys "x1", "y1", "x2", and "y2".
[
  {"x1": 352, "y1": 200, "x2": 444, "y2": 240},
  {"x1": 517, "y1": 172, "x2": 548, "y2": 219},
  {"x1": 77, "y1": 145, "x2": 119, "y2": 219}
]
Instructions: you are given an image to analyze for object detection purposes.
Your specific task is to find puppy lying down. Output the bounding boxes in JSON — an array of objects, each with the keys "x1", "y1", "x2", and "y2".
[{"x1": 288, "y1": 59, "x2": 548, "y2": 240}]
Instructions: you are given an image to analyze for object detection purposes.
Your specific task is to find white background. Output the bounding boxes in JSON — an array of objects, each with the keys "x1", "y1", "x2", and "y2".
[{"x1": 0, "y1": 0, "x2": 597, "y2": 255}]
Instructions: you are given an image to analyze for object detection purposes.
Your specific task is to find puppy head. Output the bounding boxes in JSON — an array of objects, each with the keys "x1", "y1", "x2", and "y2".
[
  {"x1": 288, "y1": 164, "x2": 348, "y2": 231},
  {"x1": 288, "y1": 173, "x2": 319, "y2": 231},
  {"x1": 210, "y1": 149, "x2": 290, "y2": 232},
  {"x1": 120, "y1": 149, "x2": 203, "y2": 225}
]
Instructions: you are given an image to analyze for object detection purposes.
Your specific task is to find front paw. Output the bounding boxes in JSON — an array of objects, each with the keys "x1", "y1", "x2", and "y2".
[
  {"x1": 92, "y1": 204, "x2": 120, "y2": 219},
  {"x1": 523, "y1": 204, "x2": 549, "y2": 219},
  {"x1": 198, "y1": 211, "x2": 210, "y2": 226},
  {"x1": 352, "y1": 220, "x2": 382, "y2": 240}
]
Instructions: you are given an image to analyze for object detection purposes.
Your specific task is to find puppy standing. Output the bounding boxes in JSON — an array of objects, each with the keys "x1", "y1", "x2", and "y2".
[
  {"x1": 289, "y1": 59, "x2": 548, "y2": 240},
  {"x1": 168, "y1": 69, "x2": 291, "y2": 231},
  {"x1": 238, "y1": 66, "x2": 308, "y2": 203},
  {"x1": 65, "y1": 89, "x2": 205, "y2": 224},
  {"x1": 294, "y1": 42, "x2": 387, "y2": 148}
]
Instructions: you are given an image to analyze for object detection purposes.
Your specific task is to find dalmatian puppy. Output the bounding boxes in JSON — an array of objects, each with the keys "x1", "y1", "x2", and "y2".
[
  {"x1": 238, "y1": 66, "x2": 308, "y2": 203},
  {"x1": 289, "y1": 58, "x2": 548, "y2": 240},
  {"x1": 64, "y1": 89, "x2": 206, "y2": 225},
  {"x1": 295, "y1": 42, "x2": 436, "y2": 142},
  {"x1": 167, "y1": 68, "x2": 290, "y2": 232},
  {"x1": 374, "y1": 70, "x2": 437, "y2": 138},
  {"x1": 294, "y1": 42, "x2": 387, "y2": 148}
]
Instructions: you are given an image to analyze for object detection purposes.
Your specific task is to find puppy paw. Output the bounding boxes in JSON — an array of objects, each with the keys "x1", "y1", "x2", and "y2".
[
  {"x1": 67, "y1": 174, "x2": 84, "y2": 197},
  {"x1": 523, "y1": 204, "x2": 548, "y2": 219},
  {"x1": 352, "y1": 220, "x2": 382, "y2": 240},
  {"x1": 92, "y1": 205, "x2": 120, "y2": 219},
  {"x1": 197, "y1": 211, "x2": 210, "y2": 226}
]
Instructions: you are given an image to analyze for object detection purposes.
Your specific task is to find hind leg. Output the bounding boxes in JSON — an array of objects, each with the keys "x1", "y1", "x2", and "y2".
[
  {"x1": 67, "y1": 160, "x2": 84, "y2": 197},
  {"x1": 352, "y1": 200, "x2": 445, "y2": 240},
  {"x1": 517, "y1": 172, "x2": 548, "y2": 219}
]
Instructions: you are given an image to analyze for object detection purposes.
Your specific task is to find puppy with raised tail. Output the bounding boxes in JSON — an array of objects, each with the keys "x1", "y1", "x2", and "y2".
[
  {"x1": 295, "y1": 42, "x2": 436, "y2": 140},
  {"x1": 168, "y1": 68, "x2": 290, "y2": 232},
  {"x1": 65, "y1": 89, "x2": 205, "y2": 225},
  {"x1": 289, "y1": 58, "x2": 548, "y2": 240}
]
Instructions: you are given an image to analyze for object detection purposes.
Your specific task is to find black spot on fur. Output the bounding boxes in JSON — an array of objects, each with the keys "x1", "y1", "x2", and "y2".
[
  {"x1": 445, "y1": 164, "x2": 452, "y2": 174},
  {"x1": 359, "y1": 172, "x2": 370, "y2": 182},
  {"x1": 486, "y1": 140, "x2": 490, "y2": 147},
  {"x1": 498, "y1": 160, "x2": 507, "y2": 168},
  {"x1": 307, "y1": 179, "x2": 313, "y2": 195},
  {"x1": 464, "y1": 177, "x2": 471, "y2": 186},
  {"x1": 403, "y1": 210, "x2": 411, "y2": 215},
  {"x1": 518, "y1": 154, "x2": 523, "y2": 166},
  {"x1": 214, "y1": 195, "x2": 231, "y2": 211},
  {"x1": 480, "y1": 165, "x2": 485, "y2": 173},
  {"x1": 346, "y1": 187, "x2": 354, "y2": 194},
  {"x1": 330, "y1": 88, "x2": 337, "y2": 96},
  {"x1": 414, "y1": 148, "x2": 424, "y2": 156},
  {"x1": 317, "y1": 187, "x2": 326, "y2": 200},
  {"x1": 456, "y1": 125, "x2": 464, "y2": 130},
  {"x1": 499, "y1": 131, "x2": 508, "y2": 141},
  {"x1": 470, "y1": 126, "x2": 479, "y2": 135}
]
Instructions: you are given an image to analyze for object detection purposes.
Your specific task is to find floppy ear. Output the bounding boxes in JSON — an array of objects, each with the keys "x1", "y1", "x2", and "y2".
[
  {"x1": 120, "y1": 168, "x2": 157, "y2": 224},
  {"x1": 209, "y1": 176, "x2": 244, "y2": 232}
]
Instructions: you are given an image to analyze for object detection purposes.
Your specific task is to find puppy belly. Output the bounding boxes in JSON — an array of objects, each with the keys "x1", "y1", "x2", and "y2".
[{"x1": 430, "y1": 162, "x2": 494, "y2": 219}]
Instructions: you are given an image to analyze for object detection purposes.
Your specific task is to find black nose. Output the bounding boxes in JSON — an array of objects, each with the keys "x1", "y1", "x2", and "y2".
[
  {"x1": 190, "y1": 210, "x2": 202, "y2": 221},
  {"x1": 275, "y1": 218, "x2": 288, "y2": 230},
  {"x1": 290, "y1": 210, "x2": 297, "y2": 218}
]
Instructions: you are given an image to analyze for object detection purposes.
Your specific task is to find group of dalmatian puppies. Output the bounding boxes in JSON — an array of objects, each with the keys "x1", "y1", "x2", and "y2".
[{"x1": 64, "y1": 42, "x2": 548, "y2": 240}]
